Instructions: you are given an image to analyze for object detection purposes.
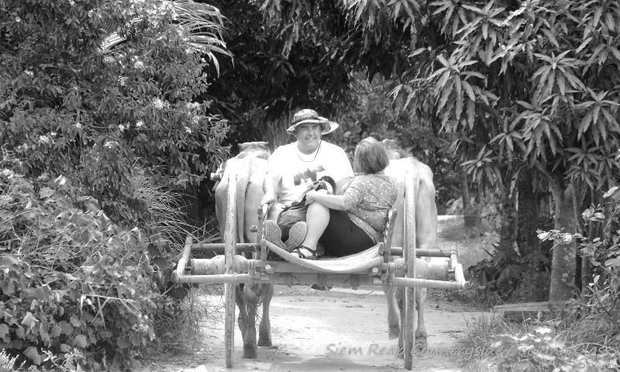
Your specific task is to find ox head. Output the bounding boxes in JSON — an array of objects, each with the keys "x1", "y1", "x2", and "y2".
[
  {"x1": 211, "y1": 141, "x2": 270, "y2": 185},
  {"x1": 381, "y1": 139, "x2": 412, "y2": 160},
  {"x1": 237, "y1": 141, "x2": 270, "y2": 160},
  {"x1": 213, "y1": 141, "x2": 271, "y2": 244}
]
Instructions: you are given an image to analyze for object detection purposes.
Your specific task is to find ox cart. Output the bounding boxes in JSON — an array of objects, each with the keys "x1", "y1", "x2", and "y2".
[{"x1": 173, "y1": 171, "x2": 469, "y2": 370}]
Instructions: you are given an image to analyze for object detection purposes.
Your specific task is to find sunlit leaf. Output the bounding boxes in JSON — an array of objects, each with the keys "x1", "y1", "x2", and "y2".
[
  {"x1": 75, "y1": 334, "x2": 88, "y2": 348},
  {"x1": 23, "y1": 347, "x2": 41, "y2": 365}
]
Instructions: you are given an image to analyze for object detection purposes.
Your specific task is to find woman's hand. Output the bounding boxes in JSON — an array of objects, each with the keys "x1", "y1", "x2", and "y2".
[{"x1": 304, "y1": 189, "x2": 328, "y2": 205}]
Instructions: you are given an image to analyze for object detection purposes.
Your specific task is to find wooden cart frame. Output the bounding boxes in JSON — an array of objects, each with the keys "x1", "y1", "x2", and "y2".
[{"x1": 173, "y1": 173, "x2": 468, "y2": 370}]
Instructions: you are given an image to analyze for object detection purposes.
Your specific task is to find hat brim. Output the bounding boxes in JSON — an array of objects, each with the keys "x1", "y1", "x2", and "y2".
[{"x1": 287, "y1": 118, "x2": 339, "y2": 135}]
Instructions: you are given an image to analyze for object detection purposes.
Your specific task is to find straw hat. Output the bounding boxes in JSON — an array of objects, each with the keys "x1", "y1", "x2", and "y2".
[{"x1": 287, "y1": 109, "x2": 339, "y2": 135}]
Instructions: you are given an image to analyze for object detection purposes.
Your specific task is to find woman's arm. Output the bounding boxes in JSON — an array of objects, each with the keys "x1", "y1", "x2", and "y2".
[{"x1": 304, "y1": 190, "x2": 346, "y2": 210}]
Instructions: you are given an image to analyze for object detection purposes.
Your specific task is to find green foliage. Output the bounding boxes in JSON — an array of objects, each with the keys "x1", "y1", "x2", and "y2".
[
  {"x1": 0, "y1": 152, "x2": 189, "y2": 370},
  {"x1": 0, "y1": 350, "x2": 18, "y2": 371},
  {"x1": 577, "y1": 186, "x2": 620, "y2": 329},
  {"x1": 531, "y1": 185, "x2": 620, "y2": 329},
  {"x1": 204, "y1": 0, "x2": 352, "y2": 146},
  {"x1": 0, "y1": 1, "x2": 231, "y2": 366},
  {"x1": 389, "y1": 0, "x2": 620, "y2": 192},
  {"x1": 329, "y1": 75, "x2": 437, "y2": 158},
  {"x1": 0, "y1": 0, "x2": 230, "y2": 225},
  {"x1": 0, "y1": 154, "x2": 142, "y2": 369},
  {"x1": 465, "y1": 247, "x2": 552, "y2": 305},
  {"x1": 467, "y1": 185, "x2": 620, "y2": 371}
]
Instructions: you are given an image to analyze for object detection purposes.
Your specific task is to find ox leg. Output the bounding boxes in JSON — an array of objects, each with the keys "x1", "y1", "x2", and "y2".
[
  {"x1": 235, "y1": 285, "x2": 248, "y2": 338},
  {"x1": 414, "y1": 258, "x2": 429, "y2": 350},
  {"x1": 257, "y1": 284, "x2": 274, "y2": 347},
  {"x1": 394, "y1": 286, "x2": 427, "y2": 355},
  {"x1": 383, "y1": 283, "x2": 401, "y2": 339},
  {"x1": 242, "y1": 284, "x2": 260, "y2": 358},
  {"x1": 415, "y1": 287, "x2": 428, "y2": 350},
  {"x1": 396, "y1": 287, "x2": 405, "y2": 357}
]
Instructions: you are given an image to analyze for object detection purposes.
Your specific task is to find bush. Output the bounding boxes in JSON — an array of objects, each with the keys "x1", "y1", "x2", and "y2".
[
  {"x1": 0, "y1": 1, "x2": 233, "y2": 368},
  {"x1": 578, "y1": 187, "x2": 620, "y2": 330},
  {"x1": 0, "y1": 152, "x2": 191, "y2": 370},
  {"x1": 459, "y1": 187, "x2": 620, "y2": 371}
]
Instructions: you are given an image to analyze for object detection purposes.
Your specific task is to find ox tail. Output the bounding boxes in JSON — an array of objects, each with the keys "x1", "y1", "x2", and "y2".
[
  {"x1": 235, "y1": 164, "x2": 250, "y2": 244},
  {"x1": 412, "y1": 159, "x2": 438, "y2": 250}
]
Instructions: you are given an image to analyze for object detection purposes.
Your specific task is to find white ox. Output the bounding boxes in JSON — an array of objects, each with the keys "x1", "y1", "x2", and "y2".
[
  {"x1": 323, "y1": 138, "x2": 436, "y2": 353},
  {"x1": 213, "y1": 141, "x2": 273, "y2": 358},
  {"x1": 382, "y1": 143, "x2": 437, "y2": 352}
]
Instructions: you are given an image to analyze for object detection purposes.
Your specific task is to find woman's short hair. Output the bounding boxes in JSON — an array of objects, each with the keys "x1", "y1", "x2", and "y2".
[{"x1": 353, "y1": 138, "x2": 390, "y2": 174}]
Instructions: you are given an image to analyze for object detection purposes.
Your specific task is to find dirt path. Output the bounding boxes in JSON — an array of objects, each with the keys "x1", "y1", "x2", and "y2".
[{"x1": 144, "y1": 216, "x2": 494, "y2": 372}]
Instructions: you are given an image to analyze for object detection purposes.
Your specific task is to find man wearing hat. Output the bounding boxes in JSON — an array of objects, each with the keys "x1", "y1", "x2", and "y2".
[{"x1": 261, "y1": 109, "x2": 354, "y2": 248}]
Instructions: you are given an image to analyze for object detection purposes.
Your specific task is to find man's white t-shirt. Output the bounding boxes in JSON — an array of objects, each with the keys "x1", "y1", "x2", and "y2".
[{"x1": 268, "y1": 141, "x2": 354, "y2": 206}]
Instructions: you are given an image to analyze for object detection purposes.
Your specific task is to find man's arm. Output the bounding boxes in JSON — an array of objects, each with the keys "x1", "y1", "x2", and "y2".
[
  {"x1": 261, "y1": 169, "x2": 280, "y2": 206},
  {"x1": 330, "y1": 146, "x2": 354, "y2": 183},
  {"x1": 261, "y1": 148, "x2": 286, "y2": 220}
]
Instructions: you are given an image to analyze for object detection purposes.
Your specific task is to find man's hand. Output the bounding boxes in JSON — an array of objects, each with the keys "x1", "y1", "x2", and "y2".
[{"x1": 261, "y1": 192, "x2": 276, "y2": 207}]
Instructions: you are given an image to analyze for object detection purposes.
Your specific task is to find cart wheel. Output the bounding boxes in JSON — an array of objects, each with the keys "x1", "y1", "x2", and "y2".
[{"x1": 224, "y1": 282, "x2": 236, "y2": 367}]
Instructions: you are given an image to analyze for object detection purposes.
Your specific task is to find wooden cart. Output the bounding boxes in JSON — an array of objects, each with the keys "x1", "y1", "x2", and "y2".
[{"x1": 173, "y1": 172, "x2": 468, "y2": 370}]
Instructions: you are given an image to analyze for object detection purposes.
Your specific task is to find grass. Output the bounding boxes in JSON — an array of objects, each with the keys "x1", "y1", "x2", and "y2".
[
  {"x1": 131, "y1": 171, "x2": 225, "y2": 360},
  {"x1": 457, "y1": 307, "x2": 620, "y2": 372},
  {"x1": 439, "y1": 216, "x2": 619, "y2": 371}
]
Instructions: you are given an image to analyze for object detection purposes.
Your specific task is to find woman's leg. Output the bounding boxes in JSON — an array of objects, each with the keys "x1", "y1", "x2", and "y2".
[
  {"x1": 298, "y1": 202, "x2": 330, "y2": 253},
  {"x1": 320, "y1": 210, "x2": 374, "y2": 257}
]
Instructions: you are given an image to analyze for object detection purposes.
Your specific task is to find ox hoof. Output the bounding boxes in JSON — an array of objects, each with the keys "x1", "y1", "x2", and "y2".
[
  {"x1": 388, "y1": 326, "x2": 400, "y2": 340},
  {"x1": 243, "y1": 344, "x2": 258, "y2": 359},
  {"x1": 257, "y1": 337, "x2": 272, "y2": 347},
  {"x1": 415, "y1": 337, "x2": 428, "y2": 351}
]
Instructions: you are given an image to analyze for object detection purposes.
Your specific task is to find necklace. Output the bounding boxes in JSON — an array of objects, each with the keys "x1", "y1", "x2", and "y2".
[{"x1": 296, "y1": 140, "x2": 321, "y2": 162}]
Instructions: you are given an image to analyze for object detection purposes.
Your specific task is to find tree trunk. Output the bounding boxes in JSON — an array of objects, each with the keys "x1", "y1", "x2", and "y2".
[
  {"x1": 460, "y1": 167, "x2": 470, "y2": 211},
  {"x1": 549, "y1": 182, "x2": 577, "y2": 301},
  {"x1": 516, "y1": 175, "x2": 541, "y2": 258},
  {"x1": 497, "y1": 185, "x2": 518, "y2": 261},
  {"x1": 461, "y1": 167, "x2": 480, "y2": 227}
]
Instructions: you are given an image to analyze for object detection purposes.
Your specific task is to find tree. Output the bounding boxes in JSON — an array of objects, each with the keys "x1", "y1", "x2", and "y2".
[
  {"x1": 259, "y1": 0, "x2": 620, "y2": 301},
  {"x1": 0, "y1": 0, "x2": 230, "y2": 225},
  {"x1": 393, "y1": 0, "x2": 620, "y2": 301},
  {"x1": 198, "y1": 0, "x2": 353, "y2": 148}
]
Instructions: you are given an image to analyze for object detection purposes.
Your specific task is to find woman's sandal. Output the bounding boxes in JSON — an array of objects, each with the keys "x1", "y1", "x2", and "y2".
[{"x1": 290, "y1": 245, "x2": 318, "y2": 260}]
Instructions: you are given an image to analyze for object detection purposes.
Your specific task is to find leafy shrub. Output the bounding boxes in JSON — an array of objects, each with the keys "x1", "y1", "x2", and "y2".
[
  {"x1": 577, "y1": 187, "x2": 620, "y2": 330},
  {"x1": 464, "y1": 246, "x2": 552, "y2": 306},
  {"x1": 460, "y1": 187, "x2": 620, "y2": 371},
  {"x1": 0, "y1": 153, "x2": 181, "y2": 370}
]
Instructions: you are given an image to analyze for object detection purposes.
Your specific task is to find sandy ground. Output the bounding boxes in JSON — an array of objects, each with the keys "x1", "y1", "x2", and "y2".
[{"x1": 142, "y1": 216, "x2": 495, "y2": 372}]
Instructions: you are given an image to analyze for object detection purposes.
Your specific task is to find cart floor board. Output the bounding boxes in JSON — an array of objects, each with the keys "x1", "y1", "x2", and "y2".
[{"x1": 266, "y1": 241, "x2": 384, "y2": 274}]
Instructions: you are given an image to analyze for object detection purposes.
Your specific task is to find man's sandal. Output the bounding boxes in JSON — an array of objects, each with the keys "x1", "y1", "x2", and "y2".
[{"x1": 290, "y1": 245, "x2": 318, "y2": 260}]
